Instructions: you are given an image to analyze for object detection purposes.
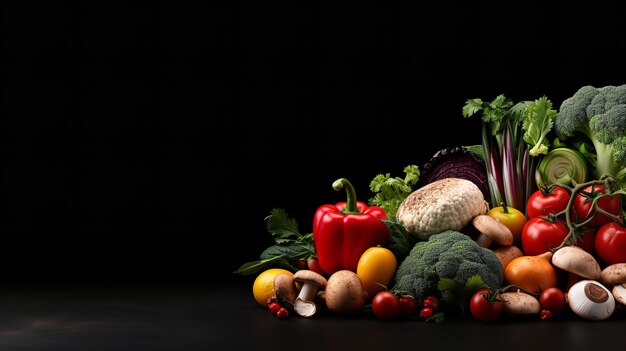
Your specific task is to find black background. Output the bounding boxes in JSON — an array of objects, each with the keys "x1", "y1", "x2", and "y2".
[{"x1": 3, "y1": 2, "x2": 626, "y2": 285}]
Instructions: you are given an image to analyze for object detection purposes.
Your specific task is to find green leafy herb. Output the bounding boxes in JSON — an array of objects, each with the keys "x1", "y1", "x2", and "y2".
[
  {"x1": 522, "y1": 96, "x2": 557, "y2": 157},
  {"x1": 437, "y1": 274, "x2": 487, "y2": 316},
  {"x1": 234, "y1": 209, "x2": 316, "y2": 276},
  {"x1": 368, "y1": 165, "x2": 420, "y2": 220},
  {"x1": 381, "y1": 219, "x2": 416, "y2": 264}
]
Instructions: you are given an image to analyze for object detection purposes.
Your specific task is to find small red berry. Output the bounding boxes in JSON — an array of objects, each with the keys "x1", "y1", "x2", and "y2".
[
  {"x1": 420, "y1": 307, "x2": 433, "y2": 320},
  {"x1": 540, "y1": 309, "x2": 552, "y2": 321},
  {"x1": 296, "y1": 260, "x2": 307, "y2": 269},
  {"x1": 276, "y1": 307, "x2": 289, "y2": 319},
  {"x1": 423, "y1": 296, "x2": 440, "y2": 311},
  {"x1": 268, "y1": 302, "x2": 281, "y2": 315}
]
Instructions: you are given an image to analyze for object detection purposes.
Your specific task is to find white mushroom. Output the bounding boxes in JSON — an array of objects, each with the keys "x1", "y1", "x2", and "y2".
[
  {"x1": 396, "y1": 178, "x2": 488, "y2": 240},
  {"x1": 567, "y1": 280, "x2": 615, "y2": 321},
  {"x1": 292, "y1": 270, "x2": 327, "y2": 318}
]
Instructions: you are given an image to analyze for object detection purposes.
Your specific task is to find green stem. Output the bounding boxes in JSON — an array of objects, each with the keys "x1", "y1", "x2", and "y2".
[{"x1": 332, "y1": 178, "x2": 361, "y2": 214}]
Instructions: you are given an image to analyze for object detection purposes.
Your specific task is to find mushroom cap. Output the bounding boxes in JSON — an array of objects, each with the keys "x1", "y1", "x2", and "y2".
[
  {"x1": 501, "y1": 291, "x2": 541, "y2": 315},
  {"x1": 567, "y1": 280, "x2": 615, "y2": 321},
  {"x1": 551, "y1": 246, "x2": 601, "y2": 280},
  {"x1": 274, "y1": 273, "x2": 298, "y2": 306},
  {"x1": 324, "y1": 270, "x2": 366, "y2": 315},
  {"x1": 472, "y1": 215, "x2": 514, "y2": 246},
  {"x1": 613, "y1": 284, "x2": 626, "y2": 306},
  {"x1": 600, "y1": 263, "x2": 626, "y2": 286},
  {"x1": 293, "y1": 269, "x2": 327, "y2": 288}
]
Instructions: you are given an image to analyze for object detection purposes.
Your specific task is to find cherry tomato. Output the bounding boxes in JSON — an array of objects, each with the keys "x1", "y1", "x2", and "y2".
[
  {"x1": 526, "y1": 186, "x2": 571, "y2": 219},
  {"x1": 398, "y1": 295, "x2": 418, "y2": 317},
  {"x1": 268, "y1": 302, "x2": 281, "y2": 315},
  {"x1": 595, "y1": 222, "x2": 626, "y2": 265},
  {"x1": 521, "y1": 217, "x2": 569, "y2": 256},
  {"x1": 487, "y1": 204, "x2": 527, "y2": 245},
  {"x1": 306, "y1": 257, "x2": 325, "y2": 275},
  {"x1": 371, "y1": 291, "x2": 400, "y2": 320},
  {"x1": 539, "y1": 287, "x2": 566, "y2": 313},
  {"x1": 573, "y1": 184, "x2": 621, "y2": 228},
  {"x1": 419, "y1": 307, "x2": 433, "y2": 320},
  {"x1": 540, "y1": 309, "x2": 552, "y2": 320},
  {"x1": 276, "y1": 307, "x2": 289, "y2": 319},
  {"x1": 469, "y1": 288, "x2": 503, "y2": 322},
  {"x1": 423, "y1": 296, "x2": 440, "y2": 312}
]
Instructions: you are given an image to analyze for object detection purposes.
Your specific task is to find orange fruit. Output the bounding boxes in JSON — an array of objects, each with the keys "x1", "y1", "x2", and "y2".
[{"x1": 252, "y1": 268, "x2": 293, "y2": 307}]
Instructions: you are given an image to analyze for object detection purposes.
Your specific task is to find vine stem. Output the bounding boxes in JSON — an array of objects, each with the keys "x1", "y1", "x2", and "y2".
[{"x1": 552, "y1": 176, "x2": 624, "y2": 251}]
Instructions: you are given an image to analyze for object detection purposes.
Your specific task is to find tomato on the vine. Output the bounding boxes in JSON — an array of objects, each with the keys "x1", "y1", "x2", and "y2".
[
  {"x1": 521, "y1": 217, "x2": 569, "y2": 256},
  {"x1": 469, "y1": 288, "x2": 503, "y2": 322},
  {"x1": 573, "y1": 184, "x2": 621, "y2": 228},
  {"x1": 595, "y1": 222, "x2": 626, "y2": 265},
  {"x1": 539, "y1": 287, "x2": 566, "y2": 313},
  {"x1": 371, "y1": 291, "x2": 400, "y2": 320},
  {"x1": 526, "y1": 186, "x2": 571, "y2": 219}
]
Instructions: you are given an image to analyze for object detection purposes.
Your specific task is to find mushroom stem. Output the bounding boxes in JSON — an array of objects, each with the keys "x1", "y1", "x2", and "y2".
[
  {"x1": 475, "y1": 234, "x2": 493, "y2": 248},
  {"x1": 293, "y1": 283, "x2": 321, "y2": 317}
]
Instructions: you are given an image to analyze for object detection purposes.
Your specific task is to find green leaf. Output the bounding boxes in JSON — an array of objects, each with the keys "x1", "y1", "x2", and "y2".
[
  {"x1": 368, "y1": 166, "x2": 420, "y2": 220},
  {"x1": 265, "y1": 208, "x2": 301, "y2": 241},
  {"x1": 522, "y1": 96, "x2": 556, "y2": 157},
  {"x1": 462, "y1": 98, "x2": 484, "y2": 118},
  {"x1": 233, "y1": 256, "x2": 295, "y2": 276},
  {"x1": 464, "y1": 274, "x2": 487, "y2": 294},
  {"x1": 260, "y1": 244, "x2": 309, "y2": 261},
  {"x1": 382, "y1": 219, "x2": 414, "y2": 263}
]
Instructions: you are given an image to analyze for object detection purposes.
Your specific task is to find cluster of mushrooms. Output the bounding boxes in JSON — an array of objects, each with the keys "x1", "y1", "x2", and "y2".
[{"x1": 274, "y1": 269, "x2": 367, "y2": 318}]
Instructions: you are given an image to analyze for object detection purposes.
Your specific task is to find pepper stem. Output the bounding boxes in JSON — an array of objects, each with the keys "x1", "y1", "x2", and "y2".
[{"x1": 332, "y1": 178, "x2": 361, "y2": 214}]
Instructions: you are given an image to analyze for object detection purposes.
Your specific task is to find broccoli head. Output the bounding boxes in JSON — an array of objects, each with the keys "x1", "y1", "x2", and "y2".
[
  {"x1": 554, "y1": 84, "x2": 626, "y2": 185},
  {"x1": 392, "y1": 230, "x2": 503, "y2": 300}
]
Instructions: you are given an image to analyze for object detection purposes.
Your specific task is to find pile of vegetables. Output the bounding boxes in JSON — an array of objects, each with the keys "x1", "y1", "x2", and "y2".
[{"x1": 236, "y1": 84, "x2": 626, "y2": 323}]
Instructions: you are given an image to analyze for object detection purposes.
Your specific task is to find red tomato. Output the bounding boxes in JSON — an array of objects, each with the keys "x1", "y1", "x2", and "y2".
[
  {"x1": 573, "y1": 185, "x2": 621, "y2": 228},
  {"x1": 469, "y1": 288, "x2": 503, "y2": 322},
  {"x1": 521, "y1": 217, "x2": 570, "y2": 256},
  {"x1": 539, "y1": 287, "x2": 566, "y2": 313},
  {"x1": 371, "y1": 291, "x2": 400, "y2": 320},
  {"x1": 595, "y1": 222, "x2": 626, "y2": 265},
  {"x1": 526, "y1": 186, "x2": 571, "y2": 219},
  {"x1": 306, "y1": 257, "x2": 324, "y2": 276},
  {"x1": 574, "y1": 230, "x2": 596, "y2": 256},
  {"x1": 398, "y1": 295, "x2": 418, "y2": 317}
]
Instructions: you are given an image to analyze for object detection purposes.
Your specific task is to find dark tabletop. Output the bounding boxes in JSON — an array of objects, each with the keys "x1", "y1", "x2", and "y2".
[{"x1": 0, "y1": 280, "x2": 624, "y2": 350}]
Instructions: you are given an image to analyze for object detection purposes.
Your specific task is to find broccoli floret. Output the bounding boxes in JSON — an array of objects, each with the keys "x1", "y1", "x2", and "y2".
[
  {"x1": 554, "y1": 84, "x2": 626, "y2": 184},
  {"x1": 392, "y1": 230, "x2": 503, "y2": 301}
]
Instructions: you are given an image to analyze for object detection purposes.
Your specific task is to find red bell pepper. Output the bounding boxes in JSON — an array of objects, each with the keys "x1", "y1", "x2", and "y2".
[{"x1": 313, "y1": 178, "x2": 389, "y2": 276}]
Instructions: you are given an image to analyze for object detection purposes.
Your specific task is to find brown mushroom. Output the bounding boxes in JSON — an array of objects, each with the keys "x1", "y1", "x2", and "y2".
[
  {"x1": 274, "y1": 273, "x2": 298, "y2": 310},
  {"x1": 501, "y1": 290, "x2": 541, "y2": 315},
  {"x1": 493, "y1": 245, "x2": 523, "y2": 271},
  {"x1": 600, "y1": 263, "x2": 626, "y2": 287},
  {"x1": 292, "y1": 270, "x2": 328, "y2": 317},
  {"x1": 551, "y1": 246, "x2": 601, "y2": 291},
  {"x1": 472, "y1": 215, "x2": 513, "y2": 248},
  {"x1": 324, "y1": 270, "x2": 367, "y2": 315},
  {"x1": 613, "y1": 284, "x2": 626, "y2": 306}
]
